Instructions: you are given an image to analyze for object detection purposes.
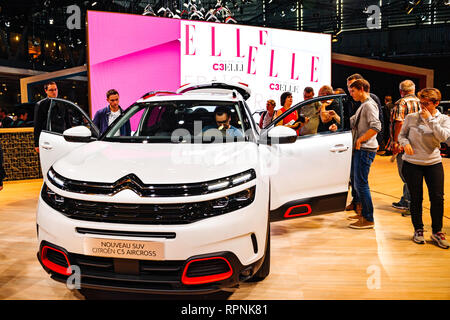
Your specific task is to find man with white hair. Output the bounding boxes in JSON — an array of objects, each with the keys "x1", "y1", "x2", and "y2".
[{"x1": 389, "y1": 80, "x2": 420, "y2": 214}]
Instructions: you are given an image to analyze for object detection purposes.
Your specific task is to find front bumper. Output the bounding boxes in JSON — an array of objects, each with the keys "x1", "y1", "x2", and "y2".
[
  {"x1": 37, "y1": 240, "x2": 264, "y2": 294},
  {"x1": 36, "y1": 179, "x2": 269, "y2": 293}
]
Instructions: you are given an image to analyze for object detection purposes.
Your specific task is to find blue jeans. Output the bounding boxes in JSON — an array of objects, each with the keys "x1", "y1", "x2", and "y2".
[{"x1": 352, "y1": 150, "x2": 376, "y2": 222}]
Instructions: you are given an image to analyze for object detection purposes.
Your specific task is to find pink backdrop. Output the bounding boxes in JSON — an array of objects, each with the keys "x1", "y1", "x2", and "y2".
[{"x1": 87, "y1": 11, "x2": 181, "y2": 128}]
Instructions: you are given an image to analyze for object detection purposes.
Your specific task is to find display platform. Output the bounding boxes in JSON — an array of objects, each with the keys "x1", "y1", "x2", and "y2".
[{"x1": 1, "y1": 156, "x2": 448, "y2": 300}]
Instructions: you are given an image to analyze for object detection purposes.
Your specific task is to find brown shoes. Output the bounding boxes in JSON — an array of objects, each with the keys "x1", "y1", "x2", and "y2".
[
  {"x1": 347, "y1": 213, "x2": 361, "y2": 220},
  {"x1": 346, "y1": 203, "x2": 362, "y2": 220},
  {"x1": 345, "y1": 202, "x2": 355, "y2": 211},
  {"x1": 345, "y1": 202, "x2": 362, "y2": 213},
  {"x1": 349, "y1": 216, "x2": 374, "y2": 229}
]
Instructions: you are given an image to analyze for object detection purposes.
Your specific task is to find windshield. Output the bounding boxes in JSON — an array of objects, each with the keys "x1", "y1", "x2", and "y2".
[{"x1": 103, "y1": 100, "x2": 252, "y2": 143}]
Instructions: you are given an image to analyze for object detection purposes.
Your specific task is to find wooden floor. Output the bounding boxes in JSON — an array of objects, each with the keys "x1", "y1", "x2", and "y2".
[{"x1": 0, "y1": 156, "x2": 449, "y2": 300}]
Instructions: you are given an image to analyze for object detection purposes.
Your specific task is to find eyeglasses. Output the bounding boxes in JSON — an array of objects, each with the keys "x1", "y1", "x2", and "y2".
[
  {"x1": 420, "y1": 100, "x2": 433, "y2": 107},
  {"x1": 216, "y1": 120, "x2": 228, "y2": 124}
]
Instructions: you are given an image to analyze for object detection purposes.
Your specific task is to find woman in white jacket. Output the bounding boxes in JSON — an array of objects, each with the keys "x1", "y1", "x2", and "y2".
[{"x1": 399, "y1": 88, "x2": 450, "y2": 248}]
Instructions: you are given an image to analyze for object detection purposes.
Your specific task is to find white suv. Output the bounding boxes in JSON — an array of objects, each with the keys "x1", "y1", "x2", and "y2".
[{"x1": 36, "y1": 82, "x2": 352, "y2": 294}]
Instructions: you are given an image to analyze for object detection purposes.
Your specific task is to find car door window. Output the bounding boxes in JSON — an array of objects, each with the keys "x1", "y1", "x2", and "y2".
[
  {"x1": 47, "y1": 99, "x2": 99, "y2": 137},
  {"x1": 267, "y1": 95, "x2": 345, "y2": 139}
]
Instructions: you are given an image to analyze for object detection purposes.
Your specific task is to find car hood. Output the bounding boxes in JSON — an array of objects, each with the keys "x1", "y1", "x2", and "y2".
[{"x1": 52, "y1": 141, "x2": 258, "y2": 184}]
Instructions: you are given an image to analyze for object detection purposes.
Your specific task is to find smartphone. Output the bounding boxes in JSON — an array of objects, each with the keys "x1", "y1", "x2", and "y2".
[{"x1": 298, "y1": 114, "x2": 306, "y2": 123}]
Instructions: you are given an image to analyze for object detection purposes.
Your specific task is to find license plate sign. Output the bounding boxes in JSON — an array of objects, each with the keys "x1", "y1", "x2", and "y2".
[{"x1": 83, "y1": 238, "x2": 164, "y2": 260}]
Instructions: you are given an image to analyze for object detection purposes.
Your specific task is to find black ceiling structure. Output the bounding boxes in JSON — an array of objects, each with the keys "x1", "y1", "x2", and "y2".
[{"x1": 0, "y1": 0, "x2": 449, "y2": 97}]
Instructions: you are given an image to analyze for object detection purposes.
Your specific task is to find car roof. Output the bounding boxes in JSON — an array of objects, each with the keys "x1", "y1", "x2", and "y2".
[{"x1": 136, "y1": 91, "x2": 243, "y2": 104}]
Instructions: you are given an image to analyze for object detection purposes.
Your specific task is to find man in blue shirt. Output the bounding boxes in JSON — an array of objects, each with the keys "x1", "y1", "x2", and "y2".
[
  {"x1": 93, "y1": 89, "x2": 131, "y2": 136},
  {"x1": 203, "y1": 106, "x2": 243, "y2": 138}
]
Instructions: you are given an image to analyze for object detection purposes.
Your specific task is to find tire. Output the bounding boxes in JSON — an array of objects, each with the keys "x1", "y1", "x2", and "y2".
[{"x1": 248, "y1": 223, "x2": 270, "y2": 282}]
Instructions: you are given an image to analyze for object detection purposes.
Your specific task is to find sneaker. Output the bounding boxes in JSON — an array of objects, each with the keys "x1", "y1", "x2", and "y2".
[
  {"x1": 347, "y1": 213, "x2": 361, "y2": 220},
  {"x1": 349, "y1": 216, "x2": 374, "y2": 229},
  {"x1": 413, "y1": 229, "x2": 425, "y2": 244},
  {"x1": 431, "y1": 232, "x2": 450, "y2": 249},
  {"x1": 392, "y1": 202, "x2": 408, "y2": 210}
]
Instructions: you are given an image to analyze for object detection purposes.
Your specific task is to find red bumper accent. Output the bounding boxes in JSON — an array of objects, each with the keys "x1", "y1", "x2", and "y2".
[
  {"x1": 181, "y1": 257, "x2": 233, "y2": 285},
  {"x1": 41, "y1": 246, "x2": 72, "y2": 276},
  {"x1": 284, "y1": 204, "x2": 312, "y2": 218}
]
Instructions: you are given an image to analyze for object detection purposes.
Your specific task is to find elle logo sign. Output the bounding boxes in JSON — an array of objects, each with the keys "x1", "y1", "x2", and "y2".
[
  {"x1": 181, "y1": 21, "x2": 331, "y2": 110},
  {"x1": 183, "y1": 24, "x2": 321, "y2": 81}
]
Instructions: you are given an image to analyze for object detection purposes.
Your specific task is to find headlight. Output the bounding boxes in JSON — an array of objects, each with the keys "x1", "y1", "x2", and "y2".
[
  {"x1": 44, "y1": 168, "x2": 256, "y2": 197},
  {"x1": 41, "y1": 184, "x2": 65, "y2": 209},
  {"x1": 205, "y1": 169, "x2": 256, "y2": 193}
]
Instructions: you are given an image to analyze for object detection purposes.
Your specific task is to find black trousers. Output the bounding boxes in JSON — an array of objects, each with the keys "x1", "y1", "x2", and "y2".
[{"x1": 402, "y1": 161, "x2": 444, "y2": 234}]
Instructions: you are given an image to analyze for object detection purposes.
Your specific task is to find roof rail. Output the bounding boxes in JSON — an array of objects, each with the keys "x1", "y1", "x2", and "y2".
[
  {"x1": 176, "y1": 82, "x2": 251, "y2": 100},
  {"x1": 141, "y1": 91, "x2": 177, "y2": 99}
]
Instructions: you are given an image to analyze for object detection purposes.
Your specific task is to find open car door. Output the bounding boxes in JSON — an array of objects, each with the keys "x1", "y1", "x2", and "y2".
[
  {"x1": 259, "y1": 94, "x2": 352, "y2": 222},
  {"x1": 38, "y1": 98, "x2": 99, "y2": 176}
]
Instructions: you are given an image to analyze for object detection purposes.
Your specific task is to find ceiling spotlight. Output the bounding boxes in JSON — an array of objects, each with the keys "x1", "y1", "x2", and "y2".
[
  {"x1": 92, "y1": 2, "x2": 97, "y2": 6},
  {"x1": 406, "y1": 0, "x2": 422, "y2": 14},
  {"x1": 49, "y1": 18, "x2": 54, "y2": 25},
  {"x1": 5, "y1": 21, "x2": 10, "y2": 27}
]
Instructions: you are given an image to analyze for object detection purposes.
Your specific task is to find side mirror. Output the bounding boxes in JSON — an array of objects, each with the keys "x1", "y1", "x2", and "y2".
[
  {"x1": 262, "y1": 126, "x2": 297, "y2": 145},
  {"x1": 63, "y1": 126, "x2": 93, "y2": 143}
]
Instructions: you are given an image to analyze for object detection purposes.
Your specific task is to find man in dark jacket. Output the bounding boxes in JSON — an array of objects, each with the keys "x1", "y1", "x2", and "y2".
[
  {"x1": 93, "y1": 89, "x2": 131, "y2": 136},
  {"x1": 33, "y1": 81, "x2": 58, "y2": 153}
]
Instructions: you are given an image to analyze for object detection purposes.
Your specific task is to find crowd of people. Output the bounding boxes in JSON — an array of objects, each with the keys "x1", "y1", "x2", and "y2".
[
  {"x1": 257, "y1": 74, "x2": 449, "y2": 248},
  {"x1": 0, "y1": 107, "x2": 31, "y2": 128},
  {"x1": 1, "y1": 76, "x2": 449, "y2": 249}
]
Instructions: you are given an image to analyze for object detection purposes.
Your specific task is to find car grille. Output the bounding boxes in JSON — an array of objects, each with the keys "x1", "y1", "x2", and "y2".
[
  {"x1": 46, "y1": 249, "x2": 69, "y2": 268},
  {"x1": 70, "y1": 254, "x2": 185, "y2": 291},
  {"x1": 186, "y1": 259, "x2": 231, "y2": 278},
  {"x1": 41, "y1": 184, "x2": 256, "y2": 224}
]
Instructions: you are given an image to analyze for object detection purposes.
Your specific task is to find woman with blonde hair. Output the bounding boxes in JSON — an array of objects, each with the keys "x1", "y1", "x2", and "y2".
[{"x1": 399, "y1": 88, "x2": 450, "y2": 248}]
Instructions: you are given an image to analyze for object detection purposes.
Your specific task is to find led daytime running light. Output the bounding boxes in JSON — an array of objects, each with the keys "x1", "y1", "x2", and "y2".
[{"x1": 48, "y1": 168, "x2": 65, "y2": 188}]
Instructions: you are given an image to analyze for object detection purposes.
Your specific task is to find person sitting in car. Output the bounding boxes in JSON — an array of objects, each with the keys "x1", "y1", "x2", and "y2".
[
  {"x1": 203, "y1": 106, "x2": 243, "y2": 138},
  {"x1": 318, "y1": 85, "x2": 340, "y2": 133}
]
